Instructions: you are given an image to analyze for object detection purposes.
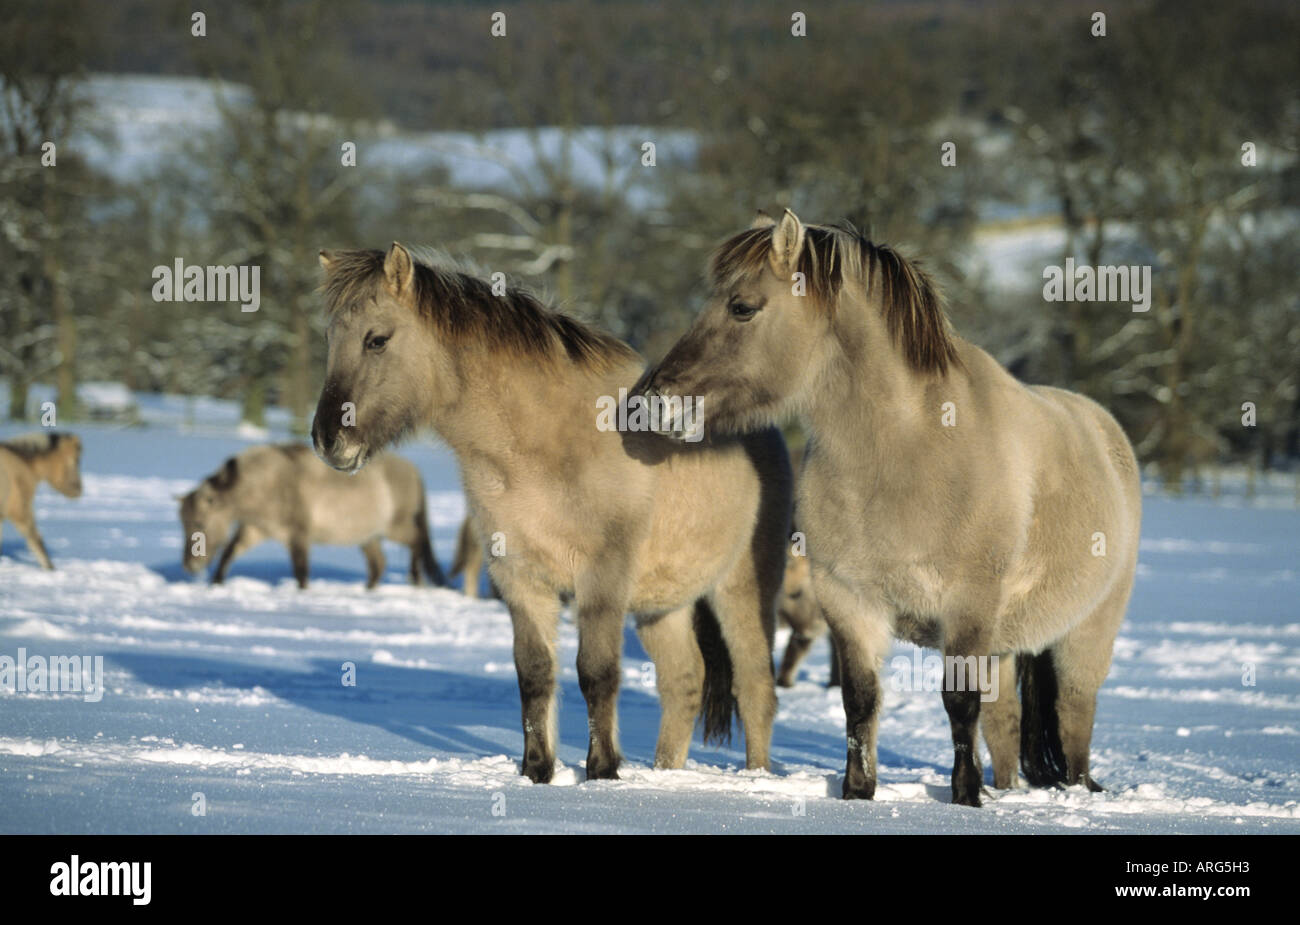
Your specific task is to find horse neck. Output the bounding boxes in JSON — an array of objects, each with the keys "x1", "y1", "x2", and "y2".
[
  {"x1": 436, "y1": 344, "x2": 640, "y2": 472},
  {"x1": 27, "y1": 449, "x2": 59, "y2": 484},
  {"x1": 805, "y1": 290, "x2": 955, "y2": 461}
]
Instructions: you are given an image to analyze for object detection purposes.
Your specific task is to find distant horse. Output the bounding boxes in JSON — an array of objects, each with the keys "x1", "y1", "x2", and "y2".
[
  {"x1": 449, "y1": 514, "x2": 498, "y2": 599},
  {"x1": 311, "y1": 244, "x2": 792, "y2": 782},
  {"x1": 178, "y1": 443, "x2": 445, "y2": 589},
  {"x1": 776, "y1": 530, "x2": 839, "y2": 688},
  {"x1": 0, "y1": 432, "x2": 83, "y2": 569},
  {"x1": 638, "y1": 210, "x2": 1141, "y2": 805}
]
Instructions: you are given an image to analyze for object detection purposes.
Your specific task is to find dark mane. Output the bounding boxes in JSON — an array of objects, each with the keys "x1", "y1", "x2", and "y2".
[
  {"x1": 710, "y1": 220, "x2": 960, "y2": 376},
  {"x1": 322, "y1": 249, "x2": 639, "y2": 370},
  {"x1": 1, "y1": 432, "x2": 65, "y2": 459}
]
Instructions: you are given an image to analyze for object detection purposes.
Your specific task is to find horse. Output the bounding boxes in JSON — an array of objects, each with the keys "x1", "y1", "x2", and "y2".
[
  {"x1": 449, "y1": 514, "x2": 497, "y2": 599},
  {"x1": 178, "y1": 443, "x2": 445, "y2": 590},
  {"x1": 636, "y1": 210, "x2": 1141, "y2": 806},
  {"x1": 0, "y1": 432, "x2": 83, "y2": 569},
  {"x1": 776, "y1": 532, "x2": 840, "y2": 688},
  {"x1": 310, "y1": 243, "x2": 792, "y2": 782}
]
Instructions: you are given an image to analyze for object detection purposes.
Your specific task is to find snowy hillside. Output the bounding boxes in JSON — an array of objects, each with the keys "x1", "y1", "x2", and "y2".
[{"x1": 0, "y1": 420, "x2": 1296, "y2": 834}]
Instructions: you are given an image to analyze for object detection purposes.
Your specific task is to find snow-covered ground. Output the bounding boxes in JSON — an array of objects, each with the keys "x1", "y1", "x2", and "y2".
[{"x1": 0, "y1": 421, "x2": 1297, "y2": 834}]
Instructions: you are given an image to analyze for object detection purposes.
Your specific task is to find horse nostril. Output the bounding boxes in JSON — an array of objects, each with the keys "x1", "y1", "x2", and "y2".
[{"x1": 310, "y1": 419, "x2": 331, "y2": 456}]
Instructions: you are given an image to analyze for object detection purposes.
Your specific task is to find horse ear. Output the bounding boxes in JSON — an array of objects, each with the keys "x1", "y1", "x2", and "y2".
[
  {"x1": 751, "y1": 210, "x2": 777, "y2": 230},
  {"x1": 212, "y1": 457, "x2": 238, "y2": 490},
  {"x1": 384, "y1": 242, "x2": 415, "y2": 297},
  {"x1": 769, "y1": 208, "x2": 805, "y2": 276},
  {"x1": 318, "y1": 250, "x2": 337, "y2": 271}
]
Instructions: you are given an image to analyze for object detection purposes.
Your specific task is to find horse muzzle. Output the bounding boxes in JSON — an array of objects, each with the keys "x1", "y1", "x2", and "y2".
[{"x1": 312, "y1": 429, "x2": 369, "y2": 473}]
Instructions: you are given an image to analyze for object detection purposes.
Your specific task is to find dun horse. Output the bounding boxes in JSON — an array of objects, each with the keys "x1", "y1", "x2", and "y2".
[
  {"x1": 0, "y1": 432, "x2": 83, "y2": 569},
  {"x1": 638, "y1": 211, "x2": 1141, "y2": 805},
  {"x1": 449, "y1": 515, "x2": 498, "y2": 599},
  {"x1": 776, "y1": 536, "x2": 839, "y2": 688},
  {"x1": 178, "y1": 443, "x2": 445, "y2": 589},
  {"x1": 311, "y1": 244, "x2": 791, "y2": 782}
]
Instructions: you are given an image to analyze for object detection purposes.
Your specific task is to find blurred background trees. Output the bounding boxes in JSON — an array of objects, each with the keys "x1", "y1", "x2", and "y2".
[{"x1": 0, "y1": 0, "x2": 1296, "y2": 487}]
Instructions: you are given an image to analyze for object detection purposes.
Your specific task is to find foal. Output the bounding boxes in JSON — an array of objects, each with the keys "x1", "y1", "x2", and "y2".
[
  {"x1": 310, "y1": 244, "x2": 792, "y2": 782},
  {"x1": 0, "y1": 432, "x2": 83, "y2": 570},
  {"x1": 639, "y1": 211, "x2": 1141, "y2": 805}
]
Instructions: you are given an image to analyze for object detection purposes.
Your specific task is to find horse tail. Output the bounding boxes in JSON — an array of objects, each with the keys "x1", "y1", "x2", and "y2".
[
  {"x1": 414, "y1": 503, "x2": 446, "y2": 587},
  {"x1": 1018, "y1": 650, "x2": 1068, "y2": 786},
  {"x1": 693, "y1": 598, "x2": 737, "y2": 745}
]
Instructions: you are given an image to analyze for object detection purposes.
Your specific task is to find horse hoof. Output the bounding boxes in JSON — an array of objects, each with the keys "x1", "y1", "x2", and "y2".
[
  {"x1": 585, "y1": 759, "x2": 621, "y2": 781},
  {"x1": 521, "y1": 758, "x2": 554, "y2": 784},
  {"x1": 842, "y1": 779, "x2": 876, "y2": 800},
  {"x1": 952, "y1": 786, "x2": 982, "y2": 807},
  {"x1": 1085, "y1": 775, "x2": 1105, "y2": 793}
]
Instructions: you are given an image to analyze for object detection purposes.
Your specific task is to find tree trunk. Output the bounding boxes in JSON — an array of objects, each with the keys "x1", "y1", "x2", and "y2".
[
  {"x1": 8, "y1": 378, "x2": 29, "y2": 421},
  {"x1": 45, "y1": 178, "x2": 79, "y2": 420},
  {"x1": 242, "y1": 378, "x2": 266, "y2": 429}
]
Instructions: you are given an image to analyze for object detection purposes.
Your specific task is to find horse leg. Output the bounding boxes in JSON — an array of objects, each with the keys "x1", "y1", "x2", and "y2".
[
  {"x1": 943, "y1": 628, "x2": 997, "y2": 807},
  {"x1": 1051, "y1": 573, "x2": 1131, "y2": 792},
  {"x1": 10, "y1": 491, "x2": 53, "y2": 569},
  {"x1": 980, "y1": 653, "x2": 1021, "y2": 789},
  {"x1": 288, "y1": 536, "x2": 310, "y2": 589},
  {"x1": 574, "y1": 580, "x2": 628, "y2": 780},
  {"x1": 362, "y1": 538, "x2": 385, "y2": 590},
  {"x1": 634, "y1": 605, "x2": 703, "y2": 769},
  {"x1": 463, "y1": 543, "x2": 483, "y2": 599},
  {"x1": 14, "y1": 514, "x2": 54, "y2": 570},
  {"x1": 777, "y1": 631, "x2": 816, "y2": 687},
  {"x1": 505, "y1": 582, "x2": 561, "y2": 782},
  {"x1": 828, "y1": 633, "x2": 842, "y2": 688},
  {"x1": 818, "y1": 578, "x2": 891, "y2": 799},
  {"x1": 709, "y1": 571, "x2": 779, "y2": 770},
  {"x1": 212, "y1": 524, "x2": 261, "y2": 584}
]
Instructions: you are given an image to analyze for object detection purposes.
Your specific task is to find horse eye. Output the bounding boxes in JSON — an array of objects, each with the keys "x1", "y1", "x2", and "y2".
[
  {"x1": 728, "y1": 297, "x2": 759, "y2": 321},
  {"x1": 365, "y1": 333, "x2": 390, "y2": 352}
]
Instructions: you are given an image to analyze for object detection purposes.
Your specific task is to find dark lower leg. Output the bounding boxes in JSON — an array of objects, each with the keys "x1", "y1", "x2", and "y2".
[
  {"x1": 943, "y1": 683, "x2": 984, "y2": 807},
  {"x1": 577, "y1": 611, "x2": 624, "y2": 780},
  {"x1": 289, "y1": 539, "x2": 309, "y2": 589}
]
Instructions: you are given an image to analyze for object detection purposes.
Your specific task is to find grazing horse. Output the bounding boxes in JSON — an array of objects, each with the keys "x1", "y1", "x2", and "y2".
[
  {"x1": 310, "y1": 244, "x2": 792, "y2": 782},
  {"x1": 637, "y1": 210, "x2": 1141, "y2": 805},
  {"x1": 0, "y1": 432, "x2": 83, "y2": 569},
  {"x1": 178, "y1": 443, "x2": 444, "y2": 589},
  {"x1": 776, "y1": 532, "x2": 839, "y2": 688}
]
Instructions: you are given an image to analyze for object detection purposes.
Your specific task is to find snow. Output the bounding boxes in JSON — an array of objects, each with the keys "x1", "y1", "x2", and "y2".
[{"x1": 1, "y1": 420, "x2": 1297, "y2": 833}]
